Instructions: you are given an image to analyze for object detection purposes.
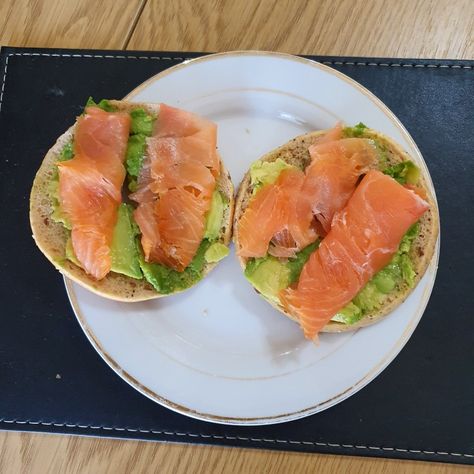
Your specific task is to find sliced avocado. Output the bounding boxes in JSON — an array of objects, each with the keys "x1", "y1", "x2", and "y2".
[
  {"x1": 333, "y1": 302, "x2": 363, "y2": 324},
  {"x1": 125, "y1": 109, "x2": 156, "y2": 191},
  {"x1": 244, "y1": 241, "x2": 319, "y2": 303},
  {"x1": 187, "y1": 239, "x2": 211, "y2": 272},
  {"x1": 204, "y1": 191, "x2": 226, "y2": 240},
  {"x1": 204, "y1": 242, "x2": 229, "y2": 263},
  {"x1": 372, "y1": 266, "x2": 398, "y2": 293},
  {"x1": 352, "y1": 281, "x2": 384, "y2": 312},
  {"x1": 109, "y1": 204, "x2": 142, "y2": 279},
  {"x1": 126, "y1": 134, "x2": 147, "y2": 178},
  {"x1": 249, "y1": 158, "x2": 295, "y2": 193},
  {"x1": 139, "y1": 239, "x2": 211, "y2": 294},
  {"x1": 287, "y1": 241, "x2": 319, "y2": 284},
  {"x1": 130, "y1": 108, "x2": 155, "y2": 136},
  {"x1": 383, "y1": 160, "x2": 420, "y2": 185},
  {"x1": 245, "y1": 257, "x2": 291, "y2": 304}
]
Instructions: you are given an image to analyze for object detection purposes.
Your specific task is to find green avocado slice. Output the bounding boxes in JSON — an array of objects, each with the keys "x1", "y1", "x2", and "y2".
[
  {"x1": 204, "y1": 190, "x2": 226, "y2": 240},
  {"x1": 109, "y1": 204, "x2": 142, "y2": 279},
  {"x1": 244, "y1": 256, "x2": 291, "y2": 304}
]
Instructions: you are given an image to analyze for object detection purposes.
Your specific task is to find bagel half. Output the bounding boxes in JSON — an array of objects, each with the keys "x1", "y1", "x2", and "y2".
[
  {"x1": 234, "y1": 127, "x2": 439, "y2": 332},
  {"x1": 30, "y1": 101, "x2": 234, "y2": 302}
]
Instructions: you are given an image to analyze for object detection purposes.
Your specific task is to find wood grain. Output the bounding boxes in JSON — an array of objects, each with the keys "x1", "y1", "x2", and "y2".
[
  {"x1": 128, "y1": 0, "x2": 474, "y2": 58},
  {"x1": 0, "y1": 432, "x2": 472, "y2": 474},
  {"x1": 1, "y1": 0, "x2": 473, "y2": 472},
  {"x1": 0, "y1": 0, "x2": 146, "y2": 49}
]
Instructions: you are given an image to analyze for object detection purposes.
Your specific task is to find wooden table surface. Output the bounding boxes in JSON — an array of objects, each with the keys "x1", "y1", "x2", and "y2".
[{"x1": 1, "y1": 1, "x2": 473, "y2": 472}]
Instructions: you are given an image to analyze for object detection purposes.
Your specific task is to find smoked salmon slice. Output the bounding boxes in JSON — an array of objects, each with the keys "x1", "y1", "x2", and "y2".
[
  {"x1": 154, "y1": 188, "x2": 210, "y2": 270},
  {"x1": 280, "y1": 170, "x2": 429, "y2": 340},
  {"x1": 133, "y1": 188, "x2": 210, "y2": 271},
  {"x1": 133, "y1": 200, "x2": 160, "y2": 262},
  {"x1": 237, "y1": 167, "x2": 317, "y2": 258},
  {"x1": 236, "y1": 182, "x2": 282, "y2": 258},
  {"x1": 312, "y1": 122, "x2": 344, "y2": 145},
  {"x1": 303, "y1": 138, "x2": 378, "y2": 234},
  {"x1": 154, "y1": 103, "x2": 219, "y2": 173},
  {"x1": 57, "y1": 106, "x2": 131, "y2": 280},
  {"x1": 147, "y1": 137, "x2": 216, "y2": 198},
  {"x1": 237, "y1": 135, "x2": 377, "y2": 258},
  {"x1": 272, "y1": 167, "x2": 317, "y2": 256},
  {"x1": 131, "y1": 104, "x2": 219, "y2": 271}
]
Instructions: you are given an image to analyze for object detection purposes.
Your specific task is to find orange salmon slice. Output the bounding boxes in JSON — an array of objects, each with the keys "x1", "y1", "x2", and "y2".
[
  {"x1": 131, "y1": 104, "x2": 219, "y2": 271},
  {"x1": 280, "y1": 170, "x2": 429, "y2": 340},
  {"x1": 58, "y1": 106, "x2": 131, "y2": 280}
]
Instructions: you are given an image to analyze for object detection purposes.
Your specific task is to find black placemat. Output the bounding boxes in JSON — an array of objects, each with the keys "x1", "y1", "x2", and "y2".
[{"x1": 0, "y1": 46, "x2": 473, "y2": 465}]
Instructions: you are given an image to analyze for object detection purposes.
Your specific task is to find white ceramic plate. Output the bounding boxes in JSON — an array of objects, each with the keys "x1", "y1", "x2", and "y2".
[{"x1": 65, "y1": 52, "x2": 439, "y2": 425}]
